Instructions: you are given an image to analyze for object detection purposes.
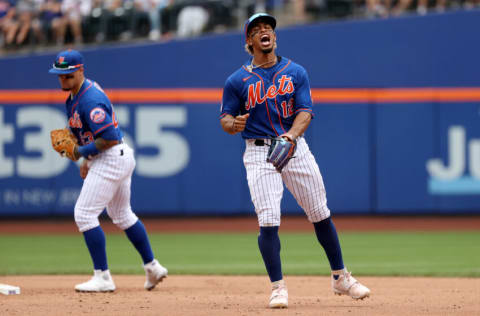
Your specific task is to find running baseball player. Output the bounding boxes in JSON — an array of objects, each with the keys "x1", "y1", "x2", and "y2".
[
  {"x1": 48, "y1": 49, "x2": 167, "y2": 292},
  {"x1": 220, "y1": 13, "x2": 370, "y2": 308}
]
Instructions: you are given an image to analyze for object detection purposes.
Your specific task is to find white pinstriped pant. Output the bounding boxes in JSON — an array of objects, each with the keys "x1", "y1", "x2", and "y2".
[
  {"x1": 243, "y1": 137, "x2": 331, "y2": 227},
  {"x1": 74, "y1": 143, "x2": 138, "y2": 232}
]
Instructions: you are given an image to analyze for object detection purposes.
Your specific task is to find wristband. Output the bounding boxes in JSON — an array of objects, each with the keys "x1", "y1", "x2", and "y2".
[{"x1": 78, "y1": 142, "x2": 100, "y2": 158}]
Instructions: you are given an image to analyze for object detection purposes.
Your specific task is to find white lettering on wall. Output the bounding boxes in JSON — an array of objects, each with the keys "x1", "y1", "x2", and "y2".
[
  {"x1": 136, "y1": 107, "x2": 190, "y2": 177},
  {"x1": 0, "y1": 105, "x2": 190, "y2": 179},
  {"x1": 0, "y1": 108, "x2": 14, "y2": 177},
  {"x1": 17, "y1": 107, "x2": 69, "y2": 178},
  {"x1": 426, "y1": 126, "x2": 466, "y2": 180}
]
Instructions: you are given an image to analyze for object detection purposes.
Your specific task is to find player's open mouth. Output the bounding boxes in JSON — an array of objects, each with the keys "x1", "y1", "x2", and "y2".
[{"x1": 260, "y1": 34, "x2": 271, "y2": 46}]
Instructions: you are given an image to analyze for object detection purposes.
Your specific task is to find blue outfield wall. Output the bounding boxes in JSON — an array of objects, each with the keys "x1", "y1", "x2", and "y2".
[{"x1": 0, "y1": 10, "x2": 480, "y2": 216}]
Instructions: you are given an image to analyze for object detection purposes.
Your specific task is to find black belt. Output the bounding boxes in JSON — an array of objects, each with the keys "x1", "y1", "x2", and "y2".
[
  {"x1": 254, "y1": 139, "x2": 265, "y2": 146},
  {"x1": 118, "y1": 139, "x2": 124, "y2": 155}
]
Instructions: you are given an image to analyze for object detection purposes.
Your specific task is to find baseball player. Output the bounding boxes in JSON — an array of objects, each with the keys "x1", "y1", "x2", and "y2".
[
  {"x1": 220, "y1": 13, "x2": 370, "y2": 308},
  {"x1": 48, "y1": 49, "x2": 167, "y2": 292}
]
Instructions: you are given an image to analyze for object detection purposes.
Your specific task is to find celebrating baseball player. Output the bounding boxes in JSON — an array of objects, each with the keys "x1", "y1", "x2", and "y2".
[
  {"x1": 48, "y1": 49, "x2": 167, "y2": 292},
  {"x1": 220, "y1": 13, "x2": 370, "y2": 308}
]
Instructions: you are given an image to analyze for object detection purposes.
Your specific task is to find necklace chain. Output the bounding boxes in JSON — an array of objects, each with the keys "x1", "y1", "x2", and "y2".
[{"x1": 248, "y1": 56, "x2": 277, "y2": 71}]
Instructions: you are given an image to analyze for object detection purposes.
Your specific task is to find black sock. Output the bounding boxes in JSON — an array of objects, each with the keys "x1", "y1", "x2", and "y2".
[
  {"x1": 258, "y1": 226, "x2": 283, "y2": 282},
  {"x1": 313, "y1": 217, "x2": 345, "y2": 271}
]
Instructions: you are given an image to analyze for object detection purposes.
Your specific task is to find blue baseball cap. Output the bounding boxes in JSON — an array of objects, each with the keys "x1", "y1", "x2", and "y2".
[
  {"x1": 48, "y1": 49, "x2": 84, "y2": 75},
  {"x1": 244, "y1": 13, "x2": 276, "y2": 41}
]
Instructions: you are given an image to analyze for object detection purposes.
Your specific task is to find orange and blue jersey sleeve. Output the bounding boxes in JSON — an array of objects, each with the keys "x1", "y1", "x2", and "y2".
[
  {"x1": 220, "y1": 77, "x2": 241, "y2": 119},
  {"x1": 84, "y1": 102, "x2": 119, "y2": 140},
  {"x1": 293, "y1": 67, "x2": 314, "y2": 118}
]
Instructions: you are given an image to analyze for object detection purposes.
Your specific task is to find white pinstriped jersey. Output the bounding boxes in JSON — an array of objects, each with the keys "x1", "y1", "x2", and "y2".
[
  {"x1": 221, "y1": 57, "x2": 330, "y2": 226},
  {"x1": 65, "y1": 78, "x2": 138, "y2": 233}
]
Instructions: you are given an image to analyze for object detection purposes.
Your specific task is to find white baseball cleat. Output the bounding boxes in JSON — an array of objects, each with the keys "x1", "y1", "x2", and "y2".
[
  {"x1": 332, "y1": 270, "x2": 370, "y2": 300},
  {"x1": 269, "y1": 284, "x2": 288, "y2": 308},
  {"x1": 143, "y1": 259, "x2": 168, "y2": 291},
  {"x1": 75, "y1": 269, "x2": 116, "y2": 292}
]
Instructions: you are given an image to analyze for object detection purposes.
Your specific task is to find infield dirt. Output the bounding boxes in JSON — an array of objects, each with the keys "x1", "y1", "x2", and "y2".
[
  {"x1": 1, "y1": 275, "x2": 479, "y2": 316},
  {"x1": 1, "y1": 216, "x2": 479, "y2": 315}
]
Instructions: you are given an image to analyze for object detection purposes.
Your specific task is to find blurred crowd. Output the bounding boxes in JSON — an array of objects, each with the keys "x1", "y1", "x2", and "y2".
[
  {"x1": 0, "y1": 0, "x2": 479, "y2": 52},
  {"x1": 364, "y1": 0, "x2": 479, "y2": 17}
]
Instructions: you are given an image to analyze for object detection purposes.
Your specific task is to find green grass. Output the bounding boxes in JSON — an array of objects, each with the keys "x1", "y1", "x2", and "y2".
[{"x1": 1, "y1": 232, "x2": 479, "y2": 277}]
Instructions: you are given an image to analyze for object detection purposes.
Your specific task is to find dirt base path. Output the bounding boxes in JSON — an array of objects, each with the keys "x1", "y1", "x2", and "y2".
[{"x1": 1, "y1": 275, "x2": 479, "y2": 316}]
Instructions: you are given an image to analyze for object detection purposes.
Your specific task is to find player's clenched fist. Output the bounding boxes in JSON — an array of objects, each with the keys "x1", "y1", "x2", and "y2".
[
  {"x1": 220, "y1": 113, "x2": 250, "y2": 135},
  {"x1": 233, "y1": 113, "x2": 250, "y2": 133}
]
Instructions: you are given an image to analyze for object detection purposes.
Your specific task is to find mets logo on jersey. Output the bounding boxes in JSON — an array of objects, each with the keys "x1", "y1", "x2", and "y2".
[
  {"x1": 90, "y1": 107, "x2": 106, "y2": 124},
  {"x1": 245, "y1": 75, "x2": 294, "y2": 110}
]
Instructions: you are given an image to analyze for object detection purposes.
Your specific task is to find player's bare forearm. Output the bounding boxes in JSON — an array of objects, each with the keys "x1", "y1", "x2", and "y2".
[
  {"x1": 79, "y1": 159, "x2": 89, "y2": 179},
  {"x1": 221, "y1": 115, "x2": 236, "y2": 134},
  {"x1": 95, "y1": 137, "x2": 119, "y2": 151},
  {"x1": 221, "y1": 113, "x2": 250, "y2": 135},
  {"x1": 73, "y1": 137, "x2": 119, "y2": 160},
  {"x1": 283, "y1": 111, "x2": 312, "y2": 140}
]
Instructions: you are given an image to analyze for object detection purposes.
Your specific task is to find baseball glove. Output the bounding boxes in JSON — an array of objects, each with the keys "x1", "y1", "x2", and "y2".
[
  {"x1": 50, "y1": 128, "x2": 78, "y2": 161},
  {"x1": 266, "y1": 136, "x2": 297, "y2": 172}
]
